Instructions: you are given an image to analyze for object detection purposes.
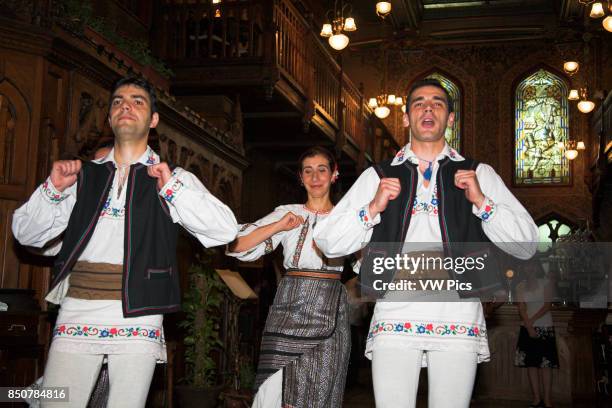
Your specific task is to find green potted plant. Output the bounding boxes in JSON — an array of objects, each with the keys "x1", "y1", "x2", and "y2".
[{"x1": 175, "y1": 255, "x2": 225, "y2": 408}]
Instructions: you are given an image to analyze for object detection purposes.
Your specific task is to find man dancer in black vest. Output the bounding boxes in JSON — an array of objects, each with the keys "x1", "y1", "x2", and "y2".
[
  {"x1": 13, "y1": 77, "x2": 238, "y2": 407},
  {"x1": 314, "y1": 79, "x2": 538, "y2": 407}
]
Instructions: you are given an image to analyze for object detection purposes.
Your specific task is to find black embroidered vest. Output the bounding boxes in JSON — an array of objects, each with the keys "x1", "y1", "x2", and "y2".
[{"x1": 50, "y1": 161, "x2": 180, "y2": 317}]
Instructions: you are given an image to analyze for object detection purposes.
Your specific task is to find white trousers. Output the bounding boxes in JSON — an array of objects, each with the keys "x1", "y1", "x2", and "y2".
[
  {"x1": 41, "y1": 351, "x2": 157, "y2": 408},
  {"x1": 251, "y1": 369, "x2": 282, "y2": 408},
  {"x1": 372, "y1": 347, "x2": 478, "y2": 408}
]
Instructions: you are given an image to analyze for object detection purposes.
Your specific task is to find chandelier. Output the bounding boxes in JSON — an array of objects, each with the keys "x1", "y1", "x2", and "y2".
[
  {"x1": 320, "y1": 0, "x2": 357, "y2": 51},
  {"x1": 368, "y1": 94, "x2": 404, "y2": 119},
  {"x1": 557, "y1": 140, "x2": 586, "y2": 160},
  {"x1": 580, "y1": 1, "x2": 612, "y2": 31},
  {"x1": 367, "y1": 50, "x2": 404, "y2": 119}
]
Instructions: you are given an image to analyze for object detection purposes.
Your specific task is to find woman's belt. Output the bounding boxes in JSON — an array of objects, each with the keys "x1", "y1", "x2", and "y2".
[{"x1": 285, "y1": 269, "x2": 342, "y2": 280}]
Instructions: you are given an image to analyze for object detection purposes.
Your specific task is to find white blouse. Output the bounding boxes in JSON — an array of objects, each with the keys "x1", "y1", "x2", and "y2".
[
  {"x1": 227, "y1": 204, "x2": 344, "y2": 271},
  {"x1": 314, "y1": 143, "x2": 538, "y2": 366}
]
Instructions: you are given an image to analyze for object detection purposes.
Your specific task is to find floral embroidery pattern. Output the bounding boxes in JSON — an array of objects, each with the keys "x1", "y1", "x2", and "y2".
[
  {"x1": 392, "y1": 146, "x2": 407, "y2": 165},
  {"x1": 448, "y1": 148, "x2": 459, "y2": 160},
  {"x1": 477, "y1": 198, "x2": 495, "y2": 221},
  {"x1": 368, "y1": 320, "x2": 485, "y2": 340},
  {"x1": 100, "y1": 187, "x2": 125, "y2": 219},
  {"x1": 359, "y1": 206, "x2": 375, "y2": 228},
  {"x1": 412, "y1": 185, "x2": 438, "y2": 216},
  {"x1": 146, "y1": 154, "x2": 157, "y2": 165},
  {"x1": 264, "y1": 238, "x2": 274, "y2": 254},
  {"x1": 41, "y1": 180, "x2": 68, "y2": 204},
  {"x1": 53, "y1": 325, "x2": 162, "y2": 341},
  {"x1": 163, "y1": 178, "x2": 184, "y2": 203},
  {"x1": 290, "y1": 216, "x2": 310, "y2": 268}
]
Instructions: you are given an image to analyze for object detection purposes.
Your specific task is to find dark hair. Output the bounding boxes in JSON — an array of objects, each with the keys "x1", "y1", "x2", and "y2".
[
  {"x1": 298, "y1": 146, "x2": 337, "y2": 172},
  {"x1": 406, "y1": 78, "x2": 454, "y2": 113},
  {"x1": 109, "y1": 77, "x2": 158, "y2": 115}
]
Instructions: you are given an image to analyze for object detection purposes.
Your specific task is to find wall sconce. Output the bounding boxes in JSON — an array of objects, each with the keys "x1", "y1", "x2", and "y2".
[
  {"x1": 320, "y1": 0, "x2": 357, "y2": 51},
  {"x1": 376, "y1": 2, "x2": 392, "y2": 18}
]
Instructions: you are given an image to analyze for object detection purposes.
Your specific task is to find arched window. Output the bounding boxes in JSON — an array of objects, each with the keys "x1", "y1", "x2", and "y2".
[
  {"x1": 425, "y1": 72, "x2": 461, "y2": 151},
  {"x1": 537, "y1": 218, "x2": 574, "y2": 252},
  {"x1": 514, "y1": 69, "x2": 569, "y2": 185}
]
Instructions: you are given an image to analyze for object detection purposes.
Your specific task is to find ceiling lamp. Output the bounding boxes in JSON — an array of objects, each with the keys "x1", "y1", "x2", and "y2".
[
  {"x1": 577, "y1": 141, "x2": 586, "y2": 150},
  {"x1": 565, "y1": 149, "x2": 579, "y2": 160},
  {"x1": 583, "y1": 0, "x2": 612, "y2": 31},
  {"x1": 329, "y1": 33, "x2": 350, "y2": 51},
  {"x1": 374, "y1": 105, "x2": 391, "y2": 119},
  {"x1": 320, "y1": 24, "x2": 333, "y2": 37},
  {"x1": 577, "y1": 99, "x2": 596, "y2": 113},
  {"x1": 563, "y1": 61, "x2": 579, "y2": 75},
  {"x1": 568, "y1": 89, "x2": 580, "y2": 100},
  {"x1": 320, "y1": 0, "x2": 357, "y2": 51},
  {"x1": 603, "y1": 15, "x2": 612, "y2": 31},
  {"x1": 376, "y1": 2, "x2": 392, "y2": 18},
  {"x1": 577, "y1": 88, "x2": 596, "y2": 113},
  {"x1": 590, "y1": 2, "x2": 605, "y2": 17}
]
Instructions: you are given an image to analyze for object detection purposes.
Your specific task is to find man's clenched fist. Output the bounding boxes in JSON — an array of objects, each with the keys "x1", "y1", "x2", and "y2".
[
  {"x1": 147, "y1": 162, "x2": 172, "y2": 190},
  {"x1": 50, "y1": 160, "x2": 82, "y2": 192},
  {"x1": 368, "y1": 177, "x2": 401, "y2": 218},
  {"x1": 454, "y1": 170, "x2": 485, "y2": 208}
]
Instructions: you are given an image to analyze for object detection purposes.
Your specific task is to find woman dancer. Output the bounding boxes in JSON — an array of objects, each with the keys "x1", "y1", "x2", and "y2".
[{"x1": 227, "y1": 146, "x2": 350, "y2": 408}]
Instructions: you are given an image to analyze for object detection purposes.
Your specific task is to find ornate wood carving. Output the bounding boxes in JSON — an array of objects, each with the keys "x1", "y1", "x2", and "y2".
[
  {"x1": 0, "y1": 78, "x2": 31, "y2": 190},
  {"x1": 0, "y1": 94, "x2": 16, "y2": 184},
  {"x1": 65, "y1": 75, "x2": 110, "y2": 160},
  {"x1": 156, "y1": 124, "x2": 243, "y2": 215}
]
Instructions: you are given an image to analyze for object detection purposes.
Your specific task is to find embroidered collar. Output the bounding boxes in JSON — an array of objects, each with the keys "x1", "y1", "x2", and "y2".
[
  {"x1": 94, "y1": 145, "x2": 160, "y2": 167},
  {"x1": 391, "y1": 143, "x2": 464, "y2": 166},
  {"x1": 302, "y1": 204, "x2": 333, "y2": 215}
]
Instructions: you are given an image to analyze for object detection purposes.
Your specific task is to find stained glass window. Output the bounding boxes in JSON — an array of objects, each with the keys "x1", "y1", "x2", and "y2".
[
  {"x1": 515, "y1": 69, "x2": 569, "y2": 185},
  {"x1": 537, "y1": 219, "x2": 573, "y2": 252},
  {"x1": 425, "y1": 72, "x2": 461, "y2": 151}
]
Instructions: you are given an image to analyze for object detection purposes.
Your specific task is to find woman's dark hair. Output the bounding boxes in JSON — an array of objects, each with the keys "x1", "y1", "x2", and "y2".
[
  {"x1": 298, "y1": 146, "x2": 337, "y2": 172},
  {"x1": 108, "y1": 76, "x2": 158, "y2": 115}
]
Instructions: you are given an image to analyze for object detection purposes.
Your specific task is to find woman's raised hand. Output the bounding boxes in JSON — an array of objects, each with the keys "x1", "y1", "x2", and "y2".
[{"x1": 277, "y1": 211, "x2": 304, "y2": 231}]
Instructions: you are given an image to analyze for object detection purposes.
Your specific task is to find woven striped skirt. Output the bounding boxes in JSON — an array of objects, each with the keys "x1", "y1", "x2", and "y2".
[{"x1": 255, "y1": 273, "x2": 350, "y2": 408}]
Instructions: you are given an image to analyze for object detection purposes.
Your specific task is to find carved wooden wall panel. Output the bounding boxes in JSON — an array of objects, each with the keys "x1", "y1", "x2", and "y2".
[
  {"x1": 0, "y1": 72, "x2": 33, "y2": 197},
  {"x1": 156, "y1": 123, "x2": 243, "y2": 215},
  {"x1": 64, "y1": 74, "x2": 111, "y2": 160},
  {"x1": 0, "y1": 48, "x2": 45, "y2": 296},
  {"x1": 37, "y1": 63, "x2": 70, "y2": 183}
]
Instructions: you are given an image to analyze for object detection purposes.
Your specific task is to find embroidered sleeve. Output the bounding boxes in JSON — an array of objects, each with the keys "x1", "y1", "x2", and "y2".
[
  {"x1": 264, "y1": 238, "x2": 274, "y2": 254},
  {"x1": 474, "y1": 196, "x2": 496, "y2": 222},
  {"x1": 358, "y1": 205, "x2": 380, "y2": 230},
  {"x1": 160, "y1": 169, "x2": 185, "y2": 204},
  {"x1": 40, "y1": 178, "x2": 70, "y2": 204}
]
